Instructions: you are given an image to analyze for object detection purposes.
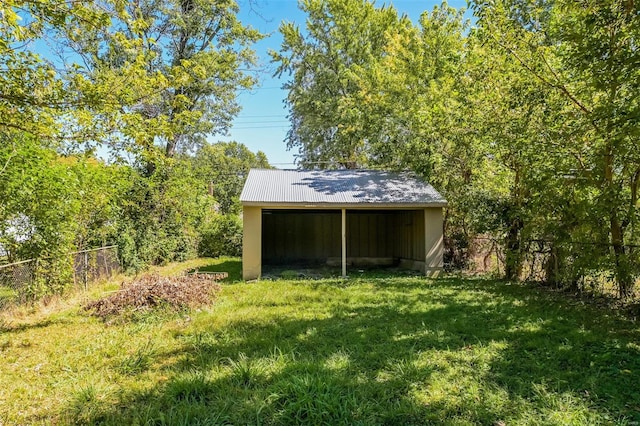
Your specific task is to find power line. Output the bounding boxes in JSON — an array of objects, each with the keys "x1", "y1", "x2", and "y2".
[
  {"x1": 233, "y1": 120, "x2": 289, "y2": 124},
  {"x1": 235, "y1": 114, "x2": 287, "y2": 118},
  {"x1": 240, "y1": 86, "x2": 284, "y2": 91},
  {"x1": 232, "y1": 125, "x2": 289, "y2": 129}
]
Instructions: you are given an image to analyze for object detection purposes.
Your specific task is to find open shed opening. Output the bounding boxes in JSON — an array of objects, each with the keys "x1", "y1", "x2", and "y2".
[
  {"x1": 346, "y1": 210, "x2": 425, "y2": 270},
  {"x1": 261, "y1": 209, "x2": 426, "y2": 273},
  {"x1": 262, "y1": 209, "x2": 341, "y2": 267}
]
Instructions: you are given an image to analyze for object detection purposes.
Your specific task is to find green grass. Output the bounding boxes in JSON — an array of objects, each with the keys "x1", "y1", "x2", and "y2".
[
  {"x1": 1, "y1": 258, "x2": 639, "y2": 425},
  {"x1": 0, "y1": 285, "x2": 15, "y2": 307}
]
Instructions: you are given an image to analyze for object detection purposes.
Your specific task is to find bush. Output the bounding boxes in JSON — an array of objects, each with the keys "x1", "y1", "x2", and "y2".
[
  {"x1": 115, "y1": 163, "x2": 213, "y2": 271},
  {"x1": 198, "y1": 214, "x2": 242, "y2": 258}
]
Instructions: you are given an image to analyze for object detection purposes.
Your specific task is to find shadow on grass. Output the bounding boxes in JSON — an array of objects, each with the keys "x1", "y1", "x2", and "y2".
[
  {"x1": 0, "y1": 318, "x2": 72, "y2": 333},
  {"x1": 192, "y1": 258, "x2": 242, "y2": 282},
  {"x1": 63, "y1": 276, "x2": 640, "y2": 424}
]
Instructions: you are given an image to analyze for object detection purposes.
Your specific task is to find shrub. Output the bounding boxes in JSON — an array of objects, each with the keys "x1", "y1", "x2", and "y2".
[{"x1": 198, "y1": 214, "x2": 242, "y2": 258}]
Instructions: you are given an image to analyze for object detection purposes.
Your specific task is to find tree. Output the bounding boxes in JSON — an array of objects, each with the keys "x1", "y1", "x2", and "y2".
[
  {"x1": 0, "y1": 0, "x2": 112, "y2": 139},
  {"x1": 116, "y1": 157, "x2": 213, "y2": 270},
  {"x1": 272, "y1": 0, "x2": 416, "y2": 168},
  {"x1": 114, "y1": 140, "x2": 271, "y2": 270},
  {"x1": 272, "y1": 1, "x2": 472, "y2": 178},
  {"x1": 0, "y1": 134, "x2": 121, "y2": 259},
  {"x1": 191, "y1": 141, "x2": 270, "y2": 215},
  {"x1": 471, "y1": 0, "x2": 640, "y2": 296},
  {"x1": 0, "y1": 131, "x2": 128, "y2": 296},
  {"x1": 70, "y1": 0, "x2": 262, "y2": 159}
]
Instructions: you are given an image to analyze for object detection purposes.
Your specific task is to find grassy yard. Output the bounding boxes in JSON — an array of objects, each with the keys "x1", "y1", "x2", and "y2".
[
  {"x1": 1, "y1": 258, "x2": 639, "y2": 425},
  {"x1": 0, "y1": 285, "x2": 15, "y2": 306}
]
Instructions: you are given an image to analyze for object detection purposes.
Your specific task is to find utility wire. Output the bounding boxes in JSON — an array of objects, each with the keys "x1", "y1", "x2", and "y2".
[
  {"x1": 234, "y1": 114, "x2": 287, "y2": 118},
  {"x1": 232, "y1": 125, "x2": 289, "y2": 129},
  {"x1": 233, "y1": 120, "x2": 289, "y2": 124},
  {"x1": 240, "y1": 86, "x2": 283, "y2": 91}
]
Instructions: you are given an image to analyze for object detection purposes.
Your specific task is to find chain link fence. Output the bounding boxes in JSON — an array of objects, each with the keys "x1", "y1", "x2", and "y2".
[
  {"x1": 0, "y1": 246, "x2": 120, "y2": 308},
  {"x1": 465, "y1": 236, "x2": 639, "y2": 298},
  {"x1": 72, "y1": 246, "x2": 121, "y2": 289}
]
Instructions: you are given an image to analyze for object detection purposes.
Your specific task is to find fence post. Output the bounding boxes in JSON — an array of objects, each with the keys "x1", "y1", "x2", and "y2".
[
  {"x1": 30, "y1": 258, "x2": 38, "y2": 304},
  {"x1": 554, "y1": 250, "x2": 559, "y2": 288},
  {"x1": 84, "y1": 251, "x2": 88, "y2": 291}
]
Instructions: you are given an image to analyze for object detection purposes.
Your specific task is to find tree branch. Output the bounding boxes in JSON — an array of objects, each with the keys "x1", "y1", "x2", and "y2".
[
  {"x1": 488, "y1": 31, "x2": 599, "y2": 132},
  {"x1": 0, "y1": 141, "x2": 18, "y2": 177}
]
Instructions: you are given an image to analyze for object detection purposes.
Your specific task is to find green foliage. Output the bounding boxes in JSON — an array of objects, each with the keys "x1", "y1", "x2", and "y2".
[
  {"x1": 0, "y1": 0, "x2": 111, "y2": 138},
  {"x1": 0, "y1": 136, "x2": 266, "y2": 281},
  {"x1": 470, "y1": 0, "x2": 640, "y2": 293},
  {"x1": 272, "y1": 0, "x2": 419, "y2": 168},
  {"x1": 70, "y1": 0, "x2": 263, "y2": 157},
  {"x1": 27, "y1": 256, "x2": 75, "y2": 301},
  {"x1": 116, "y1": 141, "x2": 267, "y2": 270},
  {"x1": 0, "y1": 132, "x2": 127, "y2": 297},
  {"x1": 197, "y1": 214, "x2": 242, "y2": 258},
  {"x1": 191, "y1": 141, "x2": 270, "y2": 215},
  {"x1": 116, "y1": 159, "x2": 213, "y2": 271}
]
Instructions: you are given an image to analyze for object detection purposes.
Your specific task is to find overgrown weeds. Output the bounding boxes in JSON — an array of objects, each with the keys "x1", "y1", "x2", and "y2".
[{"x1": 117, "y1": 340, "x2": 156, "y2": 375}]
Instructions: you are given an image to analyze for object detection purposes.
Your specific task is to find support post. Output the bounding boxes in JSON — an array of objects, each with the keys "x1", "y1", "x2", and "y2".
[
  {"x1": 424, "y1": 207, "x2": 444, "y2": 277},
  {"x1": 341, "y1": 208, "x2": 347, "y2": 277}
]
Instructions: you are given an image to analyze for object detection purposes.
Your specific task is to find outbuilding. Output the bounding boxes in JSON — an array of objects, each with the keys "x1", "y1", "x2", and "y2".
[{"x1": 240, "y1": 169, "x2": 447, "y2": 280}]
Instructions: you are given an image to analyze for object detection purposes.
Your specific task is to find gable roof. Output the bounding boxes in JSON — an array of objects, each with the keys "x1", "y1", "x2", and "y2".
[{"x1": 240, "y1": 169, "x2": 447, "y2": 207}]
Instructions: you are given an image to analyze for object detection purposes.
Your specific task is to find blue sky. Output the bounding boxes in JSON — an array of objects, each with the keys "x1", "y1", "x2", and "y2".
[{"x1": 217, "y1": 0, "x2": 469, "y2": 167}]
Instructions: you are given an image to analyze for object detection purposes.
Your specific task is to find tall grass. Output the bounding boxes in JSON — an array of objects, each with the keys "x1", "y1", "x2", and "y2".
[{"x1": 0, "y1": 258, "x2": 639, "y2": 424}]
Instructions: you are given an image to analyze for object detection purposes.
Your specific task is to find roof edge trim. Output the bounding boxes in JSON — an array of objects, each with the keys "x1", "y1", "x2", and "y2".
[{"x1": 241, "y1": 201, "x2": 448, "y2": 208}]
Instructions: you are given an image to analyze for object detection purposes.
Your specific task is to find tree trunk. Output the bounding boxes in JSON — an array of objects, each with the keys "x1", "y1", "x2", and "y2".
[
  {"x1": 610, "y1": 213, "x2": 632, "y2": 298},
  {"x1": 544, "y1": 243, "x2": 559, "y2": 287},
  {"x1": 504, "y1": 216, "x2": 523, "y2": 281}
]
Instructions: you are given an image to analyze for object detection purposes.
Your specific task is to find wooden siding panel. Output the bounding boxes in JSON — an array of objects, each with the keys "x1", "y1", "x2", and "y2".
[
  {"x1": 415, "y1": 209, "x2": 426, "y2": 260},
  {"x1": 262, "y1": 210, "x2": 341, "y2": 265}
]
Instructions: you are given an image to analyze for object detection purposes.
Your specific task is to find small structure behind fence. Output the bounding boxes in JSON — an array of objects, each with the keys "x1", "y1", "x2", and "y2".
[{"x1": 0, "y1": 246, "x2": 120, "y2": 308}]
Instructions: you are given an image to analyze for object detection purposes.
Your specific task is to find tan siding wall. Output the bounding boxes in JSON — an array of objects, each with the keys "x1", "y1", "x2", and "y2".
[
  {"x1": 242, "y1": 206, "x2": 262, "y2": 280},
  {"x1": 424, "y1": 207, "x2": 444, "y2": 277}
]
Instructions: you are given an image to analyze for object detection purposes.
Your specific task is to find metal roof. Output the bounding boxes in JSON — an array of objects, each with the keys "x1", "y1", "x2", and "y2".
[{"x1": 240, "y1": 169, "x2": 447, "y2": 207}]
